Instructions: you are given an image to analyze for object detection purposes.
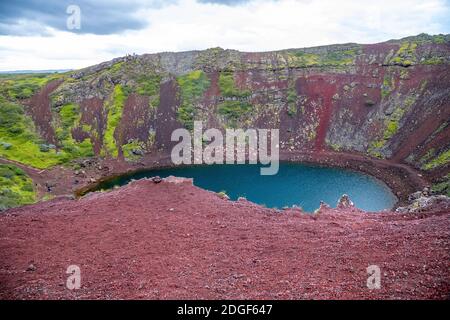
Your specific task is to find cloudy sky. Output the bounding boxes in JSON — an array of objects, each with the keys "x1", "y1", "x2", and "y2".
[{"x1": 0, "y1": 0, "x2": 449, "y2": 71}]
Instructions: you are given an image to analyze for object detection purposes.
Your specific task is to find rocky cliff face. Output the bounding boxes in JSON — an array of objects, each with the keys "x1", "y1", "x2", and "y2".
[{"x1": 0, "y1": 34, "x2": 449, "y2": 195}]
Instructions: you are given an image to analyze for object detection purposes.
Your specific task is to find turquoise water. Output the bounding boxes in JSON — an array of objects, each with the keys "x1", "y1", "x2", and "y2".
[{"x1": 95, "y1": 163, "x2": 397, "y2": 212}]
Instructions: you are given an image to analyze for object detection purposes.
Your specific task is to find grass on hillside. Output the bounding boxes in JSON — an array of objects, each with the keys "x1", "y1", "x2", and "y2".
[
  {"x1": 0, "y1": 96, "x2": 65, "y2": 168},
  {"x1": 54, "y1": 103, "x2": 94, "y2": 159},
  {"x1": 0, "y1": 73, "x2": 62, "y2": 101},
  {"x1": 103, "y1": 85, "x2": 127, "y2": 157},
  {"x1": 0, "y1": 164, "x2": 36, "y2": 211},
  {"x1": 176, "y1": 70, "x2": 211, "y2": 130}
]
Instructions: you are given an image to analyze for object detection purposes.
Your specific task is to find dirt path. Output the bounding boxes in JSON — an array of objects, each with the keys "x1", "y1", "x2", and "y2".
[
  {"x1": 0, "y1": 157, "x2": 43, "y2": 176},
  {"x1": 0, "y1": 178, "x2": 448, "y2": 300}
]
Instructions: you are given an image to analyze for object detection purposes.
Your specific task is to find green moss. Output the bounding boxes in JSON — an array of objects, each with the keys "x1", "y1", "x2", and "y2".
[
  {"x1": 217, "y1": 190, "x2": 229, "y2": 199},
  {"x1": 399, "y1": 69, "x2": 409, "y2": 79},
  {"x1": 286, "y1": 87, "x2": 298, "y2": 116},
  {"x1": 150, "y1": 96, "x2": 160, "y2": 110},
  {"x1": 390, "y1": 42, "x2": 417, "y2": 66},
  {"x1": 290, "y1": 48, "x2": 358, "y2": 68},
  {"x1": 217, "y1": 100, "x2": 253, "y2": 127},
  {"x1": 404, "y1": 96, "x2": 416, "y2": 108},
  {"x1": 291, "y1": 52, "x2": 321, "y2": 67},
  {"x1": 54, "y1": 103, "x2": 94, "y2": 159},
  {"x1": 368, "y1": 149, "x2": 384, "y2": 159},
  {"x1": 177, "y1": 104, "x2": 196, "y2": 130},
  {"x1": 287, "y1": 104, "x2": 297, "y2": 117},
  {"x1": 136, "y1": 74, "x2": 161, "y2": 97},
  {"x1": 0, "y1": 164, "x2": 36, "y2": 211},
  {"x1": 369, "y1": 96, "x2": 416, "y2": 158},
  {"x1": 383, "y1": 107, "x2": 407, "y2": 139},
  {"x1": 382, "y1": 100, "x2": 415, "y2": 143},
  {"x1": 381, "y1": 75, "x2": 394, "y2": 99},
  {"x1": 307, "y1": 128, "x2": 317, "y2": 141},
  {"x1": 431, "y1": 174, "x2": 450, "y2": 197},
  {"x1": 81, "y1": 124, "x2": 92, "y2": 132},
  {"x1": 110, "y1": 61, "x2": 124, "y2": 73},
  {"x1": 329, "y1": 143, "x2": 342, "y2": 152},
  {"x1": 178, "y1": 70, "x2": 211, "y2": 99},
  {"x1": 176, "y1": 70, "x2": 211, "y2": 130},
  {"x1": 368, "y1": 140, "x2": 386, "y2": 158},
  {"x1": 122, "y1": 139, "x2": 145, "y2": 161},
  {"x1": 419, "y1": 148, "x2": 435, "y2": 165},
  {"x1": 422, "y1": 56, "x2": 445, "y2": 65},
  {"x1": 322, "y1": 49, "x2": 357, "y2": 66},
  {"x1": 423, "y1": 149, "x2": 450, "y2": 170},
  {"x1": 384, "y1": 121, "x2": 398, "y2": 139},
  {"x1": 103, "y1": 85, "x2": 127, "y2": 157},
  {"x1": 59, "y1": 103, "x2": 79, "y2": 128},
  {"x1": 216, "y1": 72, "x2": 253, "y2": 127},
  {"x1": 218, "y1": 72, "x2": 250, "y2": 97}
]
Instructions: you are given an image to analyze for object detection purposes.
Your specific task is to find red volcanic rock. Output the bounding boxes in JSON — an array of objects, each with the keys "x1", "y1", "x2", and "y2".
[
  {"x1": 151, "y1": 176, "x2": 162, "y2": 184},
  {"x1": 0, "y1": 179, "x2": 449, "y2": 300},
  {"x1": 337, "y1": 194, "x2": 355, "y2": 209}
]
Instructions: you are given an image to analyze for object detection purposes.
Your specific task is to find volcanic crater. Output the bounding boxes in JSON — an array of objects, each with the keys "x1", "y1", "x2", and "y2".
[{"x1": 0, "y1": 34, "x2": 449, "y2": 299}]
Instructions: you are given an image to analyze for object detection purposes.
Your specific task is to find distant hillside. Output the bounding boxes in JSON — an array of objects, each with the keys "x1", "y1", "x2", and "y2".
[{"x1": 0, "y1": 69, "x2": 72, "y2": 74}]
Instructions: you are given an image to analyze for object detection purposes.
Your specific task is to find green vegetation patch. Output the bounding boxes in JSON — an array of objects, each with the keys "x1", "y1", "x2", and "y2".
[
  {"x1": 290, "y1": 48, "x2": 359, "y2": 68},
  {"x1": 54, "y1": 103, "x2": 94, "y2": 159},
  {"x1": 0, "y1": 98, "x2": 65, "y2": 168},
  {"x1": 390, "y1": 42, "x2": 417, "y2": 66},
  {"x1": 103, "y1": 85, "x2": 127, "y2": 157},
  {"x1": 0, "y1": 73, "x2": 60, "y2": 101},
  {"x1": 322, "y1": 49, "x2": 358, "y2": 66},
  {"x1": 381, "y1": 74, "x2": 395, "y2": 99},
  {"x1": 122, "y1": 139, "x2": 146, "y2": 161},
  {"x1": 419, "y1": 148, "x2": 435, "y2": 166},
  {"x1": 383, "y1": 107, "x2": 405, "y2": 140},
  {"x1": 368, "y1": 96, "x2": 416, "y2": 158},
  {"x1": 216, "y1": 71, "x2": 253, "y2": 127},
  {"x1": 0, "y1": 164, "x2": 36, "y2": 211},
  {"x1": 387, "y1": 35, "x2": 449, "y2": 66},
  {"x1": 110, "y1": 61, "x2": 124, "y2": 73},
  {"x1": 176, "y1": 70, "x2": 211, "y2": 130},
  {"x1": 286, "y1": 87, "x2": 298, "y2": 117},
  {"x1": 432, "y1": 174, "x2": 450, "y2": 197},
  {"x1": 0, "y1": 73, "x2": 95, "y2": 169},
  {"x1": 328, "y1": 142, "x2": 342, "y2": 152},
  {"x1": 422, "y1": 56, "x2": 446, "y2": 65},
  {"x1": 431, "y1": 34, "x2": 448, "y2": 44},
  {"x1": 218, "y1": 72, "x2": 250, "y2": 97},
  {"x1": 217, "y1": 100, "x2": 253, "y2": 127},
  {"x1": 291, "y1": 52, "x2": 321, "y2": 67},
  {"x1": 423, "y1": 149, "x2": 450, "y2": 171},
  {"x1": 135, "y1": 74, "x2": 161, "y2": 97}
]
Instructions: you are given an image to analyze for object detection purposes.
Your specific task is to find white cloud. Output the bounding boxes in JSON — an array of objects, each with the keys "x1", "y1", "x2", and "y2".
[{"x1": 0, "y1": 0, "x2": 449, "y2": 71}]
